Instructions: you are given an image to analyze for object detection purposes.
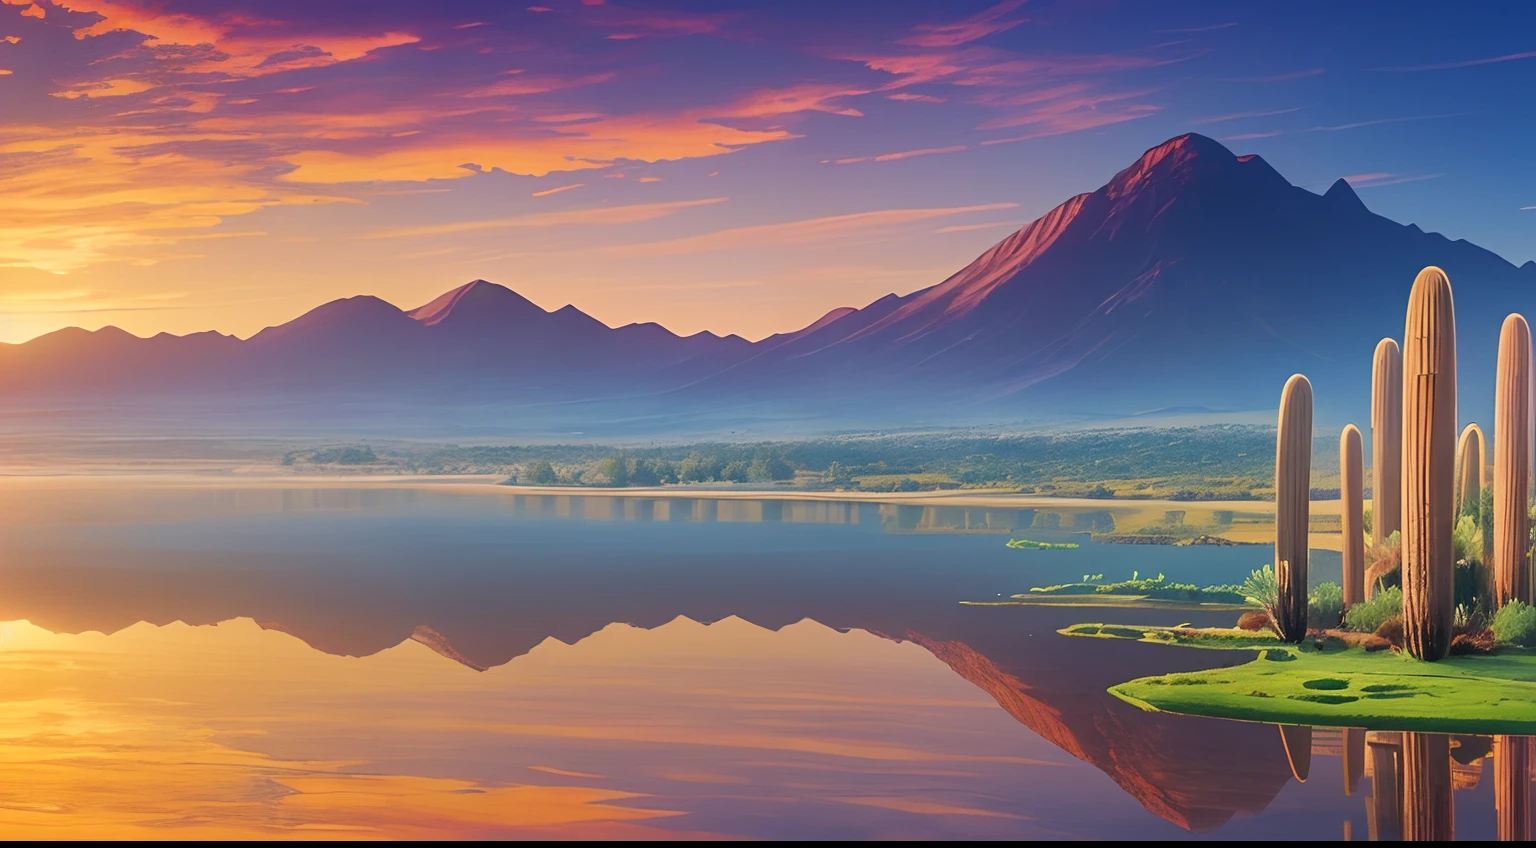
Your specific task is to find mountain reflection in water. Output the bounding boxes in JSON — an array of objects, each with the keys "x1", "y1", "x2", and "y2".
[{"x1": 0, "y1": 479, "x2": 1518, "y2": 839}]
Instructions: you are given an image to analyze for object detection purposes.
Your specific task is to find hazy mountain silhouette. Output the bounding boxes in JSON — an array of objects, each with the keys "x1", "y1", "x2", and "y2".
[{"x1": 1, "y1": 132, "x2": 1529, "y2": 433}]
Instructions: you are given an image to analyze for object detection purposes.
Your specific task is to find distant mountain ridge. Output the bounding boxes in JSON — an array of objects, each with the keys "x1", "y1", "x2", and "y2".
[{"x1": 3, "y1": 132, "x2": 1531, "y2": 435}]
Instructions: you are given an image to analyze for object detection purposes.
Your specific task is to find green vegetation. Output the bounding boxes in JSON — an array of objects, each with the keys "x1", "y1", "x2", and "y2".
[
  {"x1": 292, "y1": 425, "x2": 1326, "y2": 496},
  {"x1": 1060, "y1": 623, "x2": 1536, "y2": 734},
  {"x1": 1493, "y1": 601, "x2": 1536, "y2": 648},
  {"x1": 1006, "y1": 538, "x2": 1080, "y2": 550},
  {"x1": 1308, "y1": 581, "x2": 1345, "y2": 629},
  {"x1": 281, "y1": 445, "x2": 378, "y2": 466},
  {"x1": 1025, "y1": 572, "x2": 1249, "y2": 605},
  {"x1": 1238, "y1": 564, "x2": 1279, "y2": 615},
  {"x1": 1344, "y1": 586, "x2": 1402, "y2": 633}
]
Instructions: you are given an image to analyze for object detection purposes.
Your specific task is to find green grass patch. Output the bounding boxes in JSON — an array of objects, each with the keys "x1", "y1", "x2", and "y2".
[
  {"x1": 1060, "y1": 623, "x2": 1536, "y2": 734},
  {"x1": 1006, "y1": 538, "x2": 1081, "y2": 550},
  {"x1": 1027, "y1": 572, "x2": 1253, "y2": 606}
]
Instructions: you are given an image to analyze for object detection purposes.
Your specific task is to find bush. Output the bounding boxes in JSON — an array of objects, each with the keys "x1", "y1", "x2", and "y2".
[
  {"x1": 1308, "y1": 582, "x2": 1344, "y2": 629},
  {"x1": 1375, "y1": 615, "x2": 1405, "y2": 648},
  {"x1": 1236, "y1": 610, "x2": 1271, "y2": 632},
  {"x1": 1344, "y1": 586, "x2": 1402, "y2": 634},
  {"x1": 1239, "y1": 565, "x2": 1279, "y2": 613},
  {"x1": 1492, "y1": 601, "x2": 1536, "y2": 648}
]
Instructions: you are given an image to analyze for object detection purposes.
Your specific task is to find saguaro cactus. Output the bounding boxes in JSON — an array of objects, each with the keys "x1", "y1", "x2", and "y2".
[
  {"x1": 1495, "y1": 313, "x2": 1532, "y2": 607},
  {"x1": 1341, "y1": 424, "x2": 1365, "y2": 607},
  {"x1": 1372, "y1": 338, "x2": 1403, "y2": 543},
  {"x1": 1401, "y1": 266, "x2": 1456, "y2": 662},
  {"x1": 1456, "y1": 423, "x2": 1484, "y2": 516},
  {"x1": 1274, "y1": 374, "x2": 1312, "y2": 642}
]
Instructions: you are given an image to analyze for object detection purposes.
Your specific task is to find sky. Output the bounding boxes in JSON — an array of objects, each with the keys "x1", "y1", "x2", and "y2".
[{"x1": 0, "y1": 0, "x2": 1532, "y2": 343}]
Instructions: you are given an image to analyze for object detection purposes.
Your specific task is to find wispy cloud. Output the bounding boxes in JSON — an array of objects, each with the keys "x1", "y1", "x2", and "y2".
[
  {"x1": 365, "y1": 197, "x2": 729, "y2": 239},
  {"x1": 1220, "y1": 112, "x2": 1465, "y2": 142},
  {"x1": 1311, "y1": 113, "x2": 1468, "y2": 132},
  {"x1": 899, "y1": 1, "x2": 1029, "y2": 48},
  {"x1": 1155, "y1": 22, "x2": 1238, "y2": 34},
  {"x1": 532, "y1": 183, "x2": 585, "y2": 198},
  {"x1": 826, "y1": 145, "x2": 967, "y2": 165},
  {"x1": 1347, "y1": 173, "x2": 1446, "y2": 188},
  {"x1": 979, "y1": 93, "x2": 1161, "y2": 145},
  {"x1": 1376, "y1": 50, "x2": 1536, "y2": 72},
  {"x1": 1225, "y1": 68, "x2": 1325, "y2": 83},
  {"x1": 607, "y1": 203, "x2": 1018, "y2": 257},
  {"x1": 1193, "y1": 107, "x2": 1301, "y2": 124},
  {"x1": 934, "y1": 221, "x2": 1022, "y2": 234}
]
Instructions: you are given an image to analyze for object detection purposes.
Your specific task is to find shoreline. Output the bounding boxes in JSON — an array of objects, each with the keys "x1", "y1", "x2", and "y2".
[{"x1": 0, "y1": 472, "x2": 1353, "y2": 551}]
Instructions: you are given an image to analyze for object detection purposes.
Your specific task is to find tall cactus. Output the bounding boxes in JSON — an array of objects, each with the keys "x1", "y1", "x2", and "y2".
[
  {"x1": 1456, "y1": 423, "x2": 1484, "y2": 516},
  {"x1": 1341, "y1": 424, "x2": 1365, "y2": 607},
  {"x1": 1495, "y1": 313, "x2": 1532, "y2": 607},
  {"x1": 1401, "y1": 266, "x2": 1456, "y2": 662},
  {"x1": 1372, "y1": 338, "x2": 1403, "y2": 543},
  {"x1": 1274, "y1": 374, "x2": 1312, "y2": 642}
]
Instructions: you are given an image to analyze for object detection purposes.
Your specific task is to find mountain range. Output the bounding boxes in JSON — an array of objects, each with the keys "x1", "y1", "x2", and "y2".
[{"x1": 5, "y1": 132, "x2": 1531, "y2": 437}]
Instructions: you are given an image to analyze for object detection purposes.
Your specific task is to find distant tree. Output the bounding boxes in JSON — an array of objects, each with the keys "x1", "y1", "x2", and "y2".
[
  {"x1": 827, "y1": 461, "x2": 850, "y2": 485},
  {"x1": 680, "y1": 452, "x2": 722, "y2": 483},
  {"x1": 597, "y1": 455, "x2": 629, "y2": 487},
  {"x1": 895, "y1": 477, "x2": 921, "y2": 492},
  {"x1": 722, "y1": 461, "x2": 751, "y2": 483},
  {"x1": 524, "y1": 459, "x2": 557, "y2": 485},
  {"x1": 628, "y1": 459, "x2": 660, "y2": 487}
]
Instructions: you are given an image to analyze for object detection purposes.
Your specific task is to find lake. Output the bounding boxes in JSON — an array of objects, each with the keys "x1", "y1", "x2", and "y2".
[{"x1": 0, "y1": 478, "x2": 1517, "y2": 839}]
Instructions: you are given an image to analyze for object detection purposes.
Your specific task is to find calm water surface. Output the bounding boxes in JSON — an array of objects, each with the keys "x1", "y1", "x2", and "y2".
[{"x1": 0, "y1": 479, "x2": 1519, "y2": 839}]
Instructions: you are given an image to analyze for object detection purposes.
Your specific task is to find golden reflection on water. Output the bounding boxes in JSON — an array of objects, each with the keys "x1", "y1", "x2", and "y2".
[{"x1": 0, "y1": 616, "x2": 1058, "y2": 838}]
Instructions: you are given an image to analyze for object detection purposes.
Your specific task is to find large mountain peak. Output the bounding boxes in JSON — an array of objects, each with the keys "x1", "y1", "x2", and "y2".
[
  {"x1": 1104, "y1": 133, "x2": 1287, "y2": 202},
  {"x1": 408, "y1": 279, "x2": 543, "y2": 327}
]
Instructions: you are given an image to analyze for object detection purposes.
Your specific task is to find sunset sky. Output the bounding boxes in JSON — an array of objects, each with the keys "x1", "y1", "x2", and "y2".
[{"x1": 0, "y1": 0, "x2": 1532, "y2": 343}]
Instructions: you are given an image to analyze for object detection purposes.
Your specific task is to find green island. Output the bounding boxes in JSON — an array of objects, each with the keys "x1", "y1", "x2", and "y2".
[
  {"x1": 1061, "y1": 622, "x2": 1536, "y2": 735},
  {"x1": 1005, "y1": 538, "x2": 1080, "y2": 550},
  {"x1": 970, "y1": 571, "x2": 1253, "y2": 610}
]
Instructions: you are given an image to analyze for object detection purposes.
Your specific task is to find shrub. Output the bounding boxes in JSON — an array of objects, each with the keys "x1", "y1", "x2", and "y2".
[
  {"x1": 1239, "y1": 565, "x2": 1279, "y2": 613},
  {"x1": 1236, "y1": 610, "x2": 1271, "y2": 632},
  {"x1": 1451, "y1": 630, "x2": 1496, "y2": 655},
  {"x1": 1452, "y1": 513, "x2": 1484, "y2": 568},
  {"x1": 1344, "y1": 586, "x2": 1402, "y2": 633},
  {"x1": 1375, "y1": 615, "x2": 1405, "y2": 649},
  {"x1": 1492, "y1": 601, "x2": 1536, "y2": 648},
  {"x1": 1308, "y1": 582, "x2": 1345, "y2": 629}
]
